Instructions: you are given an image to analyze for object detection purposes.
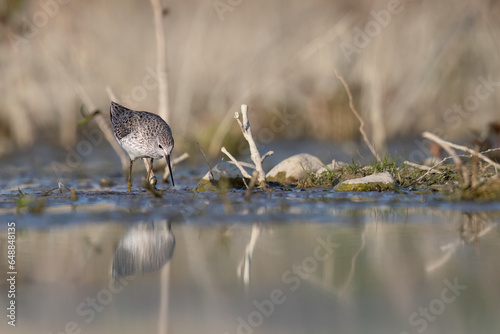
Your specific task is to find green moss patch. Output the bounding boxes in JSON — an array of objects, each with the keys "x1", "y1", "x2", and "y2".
[
  {"x1": 266, "y1": 171, "x2": 297, "y2": 184},
  {"x1": 335, "y1": 181, "x2": 396, "y2": 192}
]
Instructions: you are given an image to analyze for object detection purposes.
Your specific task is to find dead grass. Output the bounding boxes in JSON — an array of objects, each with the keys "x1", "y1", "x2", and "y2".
[
  {"x1": 297, "y1": 154, "x2": 461, "y2": 190},
  {"x1": 1, "y1": 0, "x2": 500, "y2": 158}
]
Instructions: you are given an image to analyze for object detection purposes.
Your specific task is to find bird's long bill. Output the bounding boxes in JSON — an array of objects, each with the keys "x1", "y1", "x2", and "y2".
[{"x1": 167, "y1": 155, "x2": 175, "y2": 187}]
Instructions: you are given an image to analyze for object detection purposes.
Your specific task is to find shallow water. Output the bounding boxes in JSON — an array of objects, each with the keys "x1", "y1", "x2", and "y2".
[
  {"x1": 1, "y1": 153, "x2": 500, "y2": 333},
  {"x1": 1, "y1": 210, "x2": 499, "y2": 334}
]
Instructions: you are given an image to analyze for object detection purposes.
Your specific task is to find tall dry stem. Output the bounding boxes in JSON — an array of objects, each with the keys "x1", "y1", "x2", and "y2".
[
  {"x1": 149, "y1": 0, "x2": 170, "y2": 123},
  {"x1": 334, "y1": 68, "x2": 381, "y2": 162}
]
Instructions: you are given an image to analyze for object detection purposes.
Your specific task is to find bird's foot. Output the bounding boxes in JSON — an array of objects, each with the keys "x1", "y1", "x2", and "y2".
[
  {"x1": 149, "y1": 176, "x2": 157, "y2": 189},
  {"x1": 144, "y1": 176, "x2": 162, "y2": 198}
]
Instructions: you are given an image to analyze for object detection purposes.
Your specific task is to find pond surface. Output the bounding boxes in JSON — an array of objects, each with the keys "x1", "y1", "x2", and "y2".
[{"x1": 0, "y1": 153, "x2": 500, "y2": 334}]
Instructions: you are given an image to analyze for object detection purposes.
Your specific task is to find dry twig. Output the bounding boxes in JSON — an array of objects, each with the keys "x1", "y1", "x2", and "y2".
[
  {"x1": 411, "y1": 134, "x2": 500, "y2": 188},
  {"x1": 198, "y1": 142, "x2": 215, "y2": 182},
  {"x1": 404, "y1": 161, "x2": 441, "y2": 173},
  {"x1": 261, "y1": 151, "x2": 274, "y2": 162},
  {"x1": 422, "y1": 132, "x2": 470, "y2": 186},
  {"x1": 149, "y1": 0, "x2": 175, "y2": 183},
  {"x1": 149, "y1": 0, "x2": 170, "y2": 122},
  {"x1": 334, "y1": 68, "x2": 381, "y2": 162},
  {"x1": 172, "y1": 152, "x2": 189, "y2": 165},
  {"x1": 234, "y1": 104, "x2": 267, "y2": 186},
  {"x1": 423, "y1": 132, "x2": 500, "y2": 173},
  {"x1": 221, "y1": 147, "x2": 252, "y2": 179}
]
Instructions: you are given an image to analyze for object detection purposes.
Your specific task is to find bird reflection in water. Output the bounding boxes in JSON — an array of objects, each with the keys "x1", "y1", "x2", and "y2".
[{"x1": 112, "y1": 220, "x2": 175, "y2": 279}]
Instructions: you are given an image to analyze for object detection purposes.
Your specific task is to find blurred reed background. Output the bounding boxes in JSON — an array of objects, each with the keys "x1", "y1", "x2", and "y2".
[{"x1": 0, "y1": 0, "x2": 499, "y2": 158}]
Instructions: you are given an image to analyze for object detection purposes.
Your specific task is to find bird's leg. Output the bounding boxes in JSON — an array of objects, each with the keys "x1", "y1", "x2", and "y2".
[
  {"x1": 143, "y1": 158, "x2": 157, "y2": 188},
  {"x1": 128, "y1": 159, "x2": 134, "y2": 192}
]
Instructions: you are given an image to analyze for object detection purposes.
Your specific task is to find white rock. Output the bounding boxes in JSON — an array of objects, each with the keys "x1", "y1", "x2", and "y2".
[
  {"x1": 196, "y1": 161, "x2": 256, "y2": 191},
  {"x1": 335, "y1": 172, "x2": 396, "y2": 192},
  {"x1": 341, "y1": 171, "x2": 395, "y2": 185},
  {"x1": 266, "y1": 153, "x2": 324, "y2": 183},
  {"x1": 202, "y1": 161, "x2": 255, "y2": 181}
]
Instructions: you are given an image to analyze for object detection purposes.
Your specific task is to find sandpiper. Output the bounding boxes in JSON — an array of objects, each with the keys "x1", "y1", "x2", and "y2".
[{"x1": 110, "y1": 101, "x2": 175, "y2": 192}]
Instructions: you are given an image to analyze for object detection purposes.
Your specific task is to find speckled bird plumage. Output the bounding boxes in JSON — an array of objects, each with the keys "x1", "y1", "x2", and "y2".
[
  {"x1": 110, "y1": 101, "x2": 175, "y2": 191},
  {"x1": 110, "y1": 102, "x2": 174, "y2": 160}
]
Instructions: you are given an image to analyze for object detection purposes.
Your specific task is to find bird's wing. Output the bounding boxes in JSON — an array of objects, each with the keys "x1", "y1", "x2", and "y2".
[
  {"x1": 112, "y1": 114, "x2": 133, "y2": 140},
  {"x1": 110, "y1": 103, "x2": 134, "y2": 140}
]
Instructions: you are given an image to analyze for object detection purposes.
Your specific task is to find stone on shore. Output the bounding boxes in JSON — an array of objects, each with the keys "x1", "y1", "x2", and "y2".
[
  {"x1": 195, "y1": 161, "x2": 255, "y2": 191},
  {"x1": 335, "y1": 172, "x2": 396, "y2": 192},
  {"x1": 266, "y1": 153, "x2": 324, "y2": 184}
]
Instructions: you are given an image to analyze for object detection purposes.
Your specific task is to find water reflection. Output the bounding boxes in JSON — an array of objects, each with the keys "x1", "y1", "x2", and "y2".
[
  {"x1": 459, "y1": 212, "x2": 492, "y2": 245},
  {"x1": 426, "y1": 213, "x2": 495, "y2": 273},
  {"x1": 2, "y1": 209, "x2": 499, "y2": 334},
  {"x1": 112, "y1": 220, "x2": 175, "y2": 279},
  {"x1": 237, "y1": 223, "x2": 261, "y2": 291}
]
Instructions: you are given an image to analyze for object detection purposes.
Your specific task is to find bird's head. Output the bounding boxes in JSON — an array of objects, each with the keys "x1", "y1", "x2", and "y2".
[{"x1": 157, "y1": 128, "x2": 174, "y2": 156}]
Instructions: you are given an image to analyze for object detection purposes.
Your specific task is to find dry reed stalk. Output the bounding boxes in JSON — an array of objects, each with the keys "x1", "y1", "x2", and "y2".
[
  {"x1": 384, "y1": 7, "x2": 472, "y2": 132},
  {"x1": 221, "y1": 146, "x2": 252, "y2": 179},
  {"x1": 333, "y1": 68, "x2": 381, "y2": 162},
  {"x1": 105, "y1": 86, "x2": 118, "y2": 101},
  {"x1": 75, "y1": 84, "x2": 130, "y2": 171},
  {"x1": 149, "y1": 0, "x2": 174, "y2": 183},
  {"x1": 422, "y1": 132, "x2": 470, "y2": 186},
  {"x1": 197, "y1": 142, "x2": 215, "y2": 182},
  {"x1": 41, "y1": 46, "x2": 130, "y2": 171},
  {"x1": 149, "y1": 0, "x2": 169, "y2": 123},
  {"x1": 404, "y1": 161, "x2": 441, "y2": 173},
  {"x1": 409, "y1": 148, "x2": 500, "y2": 186},
  {"x1": 171, "y1": 152, "x2": 189, "y2": 165},
  {"x1": 423, "y1": 132, "x2": 500, "y2": 173}
]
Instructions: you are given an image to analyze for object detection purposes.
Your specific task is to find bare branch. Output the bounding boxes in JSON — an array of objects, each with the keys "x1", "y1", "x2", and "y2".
[
  {"x1": 221, "y1": 147, "x2": 253, "y2": 179},
  {"x1": 404, "y1": 161, "x2": 441, "y2": 173},
  {"x1": 198, "y1": 142, "x2": 215, "y2": 181},
  {"x1": 261, "y1": 151, "x2": 274, "y2": 163},
  {"x1": 73, "y1": 84, "x2": 129, "y2": 171},
  {"x1": 423, "y1": 132, "x2": 500, "y2": 173},
  {"x1": 149, "y1": 0, "x2": 174, "y2": 184},
  {"x1": 149, "y1": 0, "x2": 169, "y2": 122},
  {"x1": 334, "y1": 68, "x2": 381, "y2": 162},
  {"x1": 422, "y1": 132, "x2": 470, "y2": 186},
  {"x1": 234, "y1": 111, "x2": 244, "y2": 132},
  {"x1": 409, "y1": 150, "x2": 498, "y2": 186},
  {"x1": 172, "y1": 152, "x2": 189, "y2": 165},
  {"x1": 234, "y1": 104, "x2": 267, "y2": 185}
]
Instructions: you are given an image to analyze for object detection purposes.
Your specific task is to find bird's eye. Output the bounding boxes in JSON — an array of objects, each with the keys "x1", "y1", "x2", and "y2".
[{"x1": 159, "y1": 144, "x2": 163, "y2": 149}]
